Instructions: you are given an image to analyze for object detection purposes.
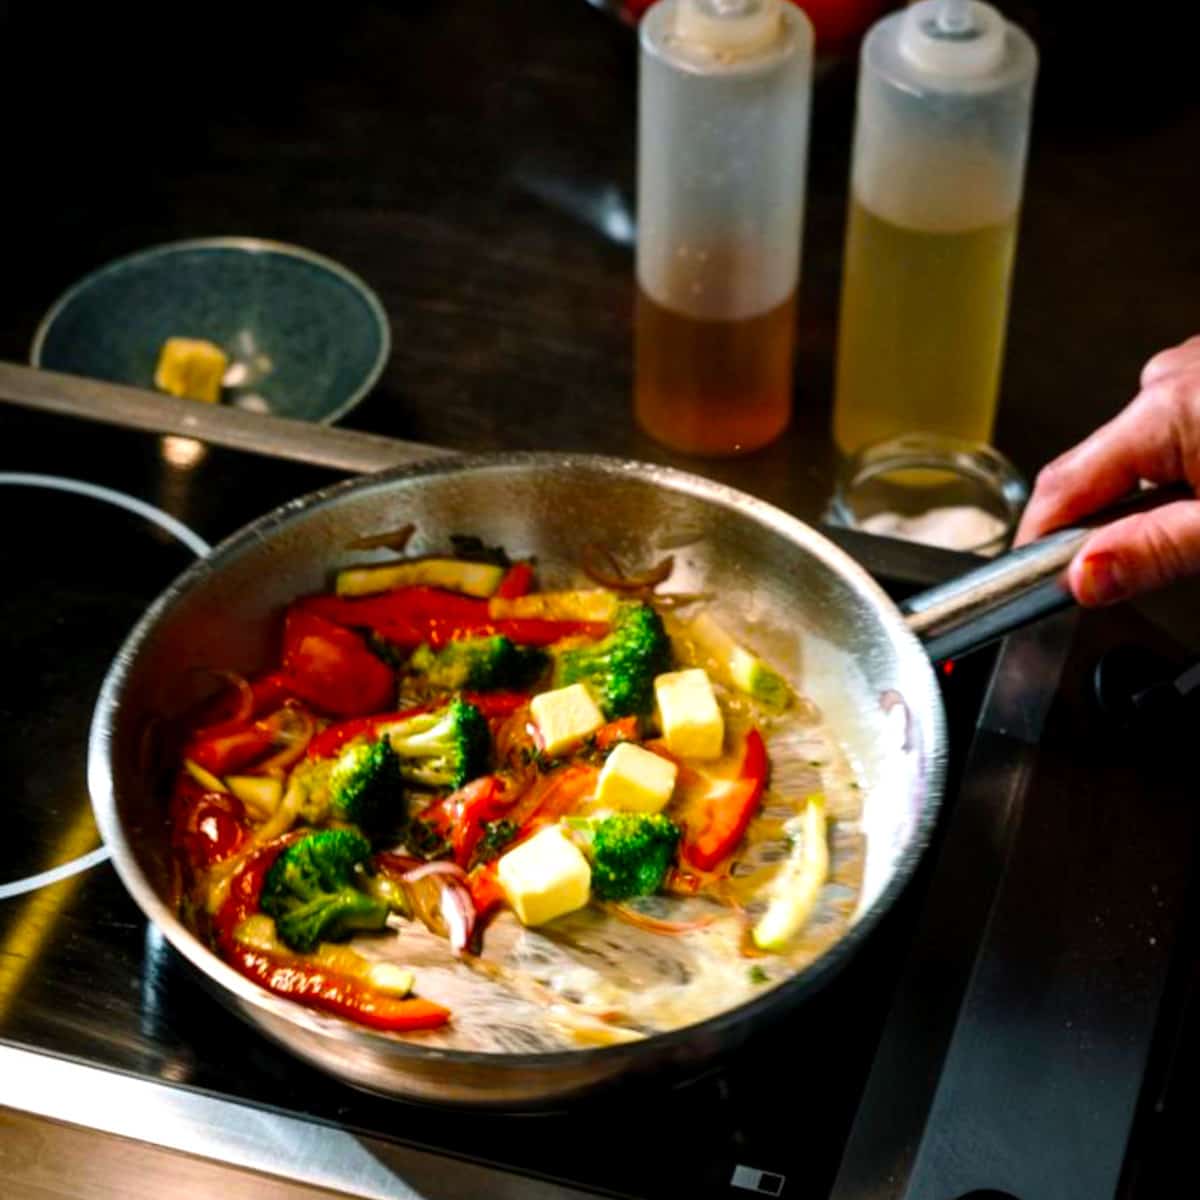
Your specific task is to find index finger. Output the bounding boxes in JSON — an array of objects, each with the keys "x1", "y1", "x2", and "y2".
[{"x1": 1014, "y1": 383, "x2": 1198, "y2": 545}]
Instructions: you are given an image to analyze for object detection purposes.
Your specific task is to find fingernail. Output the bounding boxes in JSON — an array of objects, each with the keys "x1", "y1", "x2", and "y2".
[{"x1": 1077, "y1": 552, "x2": 1128, "y2": 606}]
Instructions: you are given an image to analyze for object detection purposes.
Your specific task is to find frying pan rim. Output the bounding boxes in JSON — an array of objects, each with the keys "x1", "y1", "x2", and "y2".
[{"x1": 88, "y1": 450, "x2": 948, "y2": 1072}]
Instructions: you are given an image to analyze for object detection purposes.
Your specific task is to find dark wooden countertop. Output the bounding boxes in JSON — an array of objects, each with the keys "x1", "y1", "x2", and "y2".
[{"x1": 3, "y1": 1, "x2": 1199, "y2": 508}]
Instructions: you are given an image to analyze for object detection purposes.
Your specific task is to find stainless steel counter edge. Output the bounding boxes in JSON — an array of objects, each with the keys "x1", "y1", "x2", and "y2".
[{"x1": 0, "y1": 1042, "x2": 603, "y2": 1200}]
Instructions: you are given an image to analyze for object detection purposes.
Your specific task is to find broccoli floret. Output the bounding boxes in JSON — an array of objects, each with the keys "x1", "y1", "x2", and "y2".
[
  {"x1": 260, "y1": 829, "x2": 388, "y2": 953},
  {"x1": 574, "y1": 812, "x2": 681, "y2": 900},
  {"x1": 409, "y1": 635, "x2": 547, "y2": 692},
  {"x1": 554, "y1": 601, "x2": 671, "y2": 719},
  {"x1": 327, "y1": 736, "x2": 405, "y2": 835},
  {"x1": 383, "y1": 697, "x2": 490, "y2": 790}
]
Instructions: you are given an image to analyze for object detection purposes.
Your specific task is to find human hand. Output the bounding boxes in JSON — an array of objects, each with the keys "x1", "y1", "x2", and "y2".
[{"x1": 1015, "y1": 334, "x2": 1200, "y2": 606}]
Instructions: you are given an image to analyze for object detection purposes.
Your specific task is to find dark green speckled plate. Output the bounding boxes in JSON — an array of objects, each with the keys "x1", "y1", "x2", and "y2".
[{"x1": 31, "y1": 237, "x2": 391, "y2": 424}]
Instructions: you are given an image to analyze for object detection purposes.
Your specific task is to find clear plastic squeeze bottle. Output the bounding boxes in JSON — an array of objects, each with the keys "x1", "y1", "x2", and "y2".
[
  {"x1": 635, "y1": 0, "x2": 814, "y2": 457},
  {"x1": 832, "y1": 0, "x2": 1038, "y2": 457}
]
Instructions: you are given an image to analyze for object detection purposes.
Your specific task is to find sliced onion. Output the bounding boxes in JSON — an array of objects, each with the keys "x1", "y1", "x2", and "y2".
[
  {"x1": 400, "y1": 861, "x2": 467, "y2": 883},
  {"x1": 605, "y1": 901, "x2": 717, "y2": 936},
  {"x1": 880, "y1": 689, "x2": 914, "y2": 752},
  {"x1": 346, "y1": 523, "x2": 416, "y2": 552},
  {"x1": 190, "y1": 669, "x2": 255, "y2": 737},
  {"x1": 404, "y1": 876, "x2": 448, "y2": 938},
  {"x1": 375, "y1": 851, "x2": 423, "y2": 876},
  {"x1": 651, "y1": 592, "x2": 712, "y2": 611},
  {"x1": 581, "y1": 544, "x2": 674, "y2": 592},
  {"x1": 440, "y1": 881, "x2": 477, "y2": 953},
  {"x1": 249, "y1": 707, "x2": 315, "y2": 776}
]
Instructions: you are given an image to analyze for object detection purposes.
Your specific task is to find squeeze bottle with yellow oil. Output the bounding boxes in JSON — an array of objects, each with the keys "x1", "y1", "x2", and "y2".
[{"x1": 832, "y1": 0, "x2": 1037, "y2": 457}]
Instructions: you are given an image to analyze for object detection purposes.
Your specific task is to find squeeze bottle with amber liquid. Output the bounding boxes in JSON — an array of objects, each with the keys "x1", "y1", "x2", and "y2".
[
  {"x1": 635, "y1": 0, "x2": 814, "y2": 456},
  {"x1": 832, "y1": 0, "x2": 1037, "y2": 456}
]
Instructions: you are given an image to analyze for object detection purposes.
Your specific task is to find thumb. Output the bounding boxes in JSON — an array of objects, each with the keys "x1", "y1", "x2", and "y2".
[{"x1": 1069, "y1": 500, "x2": 1200, "y2": 606}]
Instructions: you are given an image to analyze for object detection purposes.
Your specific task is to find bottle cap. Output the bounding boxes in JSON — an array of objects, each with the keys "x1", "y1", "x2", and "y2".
[
  {"x1": 898, "y1": 0, "x2": 1006, "y2": 78},
  {"x1": 674, "y1": 0, "x2": 782, "y2": 58}
]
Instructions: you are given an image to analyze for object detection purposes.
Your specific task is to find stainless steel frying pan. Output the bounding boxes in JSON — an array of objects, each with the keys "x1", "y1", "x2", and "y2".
[{"x1": 84, "y1": 445, "x2": 1172, "y2": 1106}]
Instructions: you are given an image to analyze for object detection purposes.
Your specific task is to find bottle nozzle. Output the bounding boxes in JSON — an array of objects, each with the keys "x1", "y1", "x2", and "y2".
[
  {"x1": 935, "y1": 0, "x2": 974, "y2": 36},
  {"x1": 899, "y1": 0, "x2": 1005, "y2": 78}
]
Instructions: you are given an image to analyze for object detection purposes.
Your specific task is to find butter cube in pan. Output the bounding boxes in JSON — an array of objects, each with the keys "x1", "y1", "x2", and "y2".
[
  {"x1": 530, "y1": 682, "x2": 605, "y2": 757},
  {"x1": 154, "y1": 337, "x2": 229, "y2": 404},
  {"x1": 654, "y1": 668, "x2": 724, "y2": 760},
  {"x1": 595, "y1": 741, "x2": 677, "y2": 813},
  {"x1": 497, "y1": 825, "x2": 592, "y2": 927}
]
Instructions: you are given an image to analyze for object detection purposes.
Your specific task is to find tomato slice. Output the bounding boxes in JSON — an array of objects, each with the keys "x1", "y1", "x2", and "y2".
[
  {"x1": 282, "y1": 609, "x2": 395, "y2": 716},
  {"x1": 448, "y1": 775, "x2": 511, "y2": 868},
  {"x1": 170, "y1": 779, "x2": 248, "y2": 869}
]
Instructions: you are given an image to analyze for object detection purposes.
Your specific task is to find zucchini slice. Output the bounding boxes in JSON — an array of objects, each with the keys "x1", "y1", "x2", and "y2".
[{"x1": 336, "y1": 558, "x2": 505, "y2": 598}]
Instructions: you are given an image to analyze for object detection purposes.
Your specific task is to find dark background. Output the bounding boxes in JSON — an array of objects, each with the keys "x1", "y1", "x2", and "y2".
[{"x1": 1, "y1": 0, "x2": 1198, "y2": 628}]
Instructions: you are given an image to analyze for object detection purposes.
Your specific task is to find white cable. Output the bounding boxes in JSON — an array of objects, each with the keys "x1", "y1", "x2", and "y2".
[{"x1": 0, "y1": 473, "x2": 210, "y2": 898}]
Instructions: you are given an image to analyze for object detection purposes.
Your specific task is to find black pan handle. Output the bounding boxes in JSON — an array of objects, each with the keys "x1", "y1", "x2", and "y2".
[{"x1": 901, "y1": 482, "x2": 1194, "y2": 661}]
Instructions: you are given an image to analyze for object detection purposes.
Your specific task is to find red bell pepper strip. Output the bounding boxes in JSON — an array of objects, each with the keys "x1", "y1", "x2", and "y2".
[
  {"x1": 187, "y1": 725, "x2": 278, "y2": 775},
  {"x1": 282, "y1": 610, "x2": 396, "y2": 717},
  {"x1": 293, "y1": 588, "x2": 606, "y2": 649},
  {"x1": 214, "y1": 836, "x2": 303, "y2": 949},
  {"x1": 593, "y1": 716, "x2": 639, "y2": 752},
  {"x1": 494, "y1": 562, "x2": 534, "y2": 599},
  {"x1": 425, "y1": 618, "x2": 608, "y2": 649},
  {"x1": 192, "y1": 671, "x2": 296, "y2": 739},
  {"x1": 506, "y1": 763, "x2": 599, "y2": 841},
  {"x1": 681, "y1": 729, "x2": 769, "y2": 872},
  {"x1": 296, "y1": 588, "x2": 489, "y2": 646},
  {"x1": 215, "y1": 836, "x2": 450, "y2": 1033},
  {"x1": 305, "y1": 703, "x2": 434, "y2": 761},
  {"x1": 306, "y1": 693, "x2": 526, "y2": 762},
  {"x1": 410, "y1": 794, "x2": 455, "y2": 843},
  {"x1": 465, "y1": 863, "x2": 506, "y2": 921},
  {"x1": 225, "y1": 944, "x2": 450, "y2": 1032},
  {"x1": 245, "y1": 671, "x2": 297, "y2": 717},
  {"x1": 187, "y1": 705, "x2": 314, "y2": 777},
  {"x1": 463, "y1": 691, "x2": 529, "y2": 720}
]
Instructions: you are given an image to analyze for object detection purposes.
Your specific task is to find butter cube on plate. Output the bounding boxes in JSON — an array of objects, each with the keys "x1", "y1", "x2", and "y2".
[
  {"x1": 497, "y1": 825, "x2": 592, "y2": 927},
  {"x1": 154, "y1": 337, "x2": 229, "y2": 404},
  {"x1": 530, "y1": 682, "x2": 605, "y2": 757},
  {"x1": 594, "y1": 742, "x2": 678, "y2": 814},
  {"x1": 654, "y1": 668, "x2": 724, "y2": 760}
]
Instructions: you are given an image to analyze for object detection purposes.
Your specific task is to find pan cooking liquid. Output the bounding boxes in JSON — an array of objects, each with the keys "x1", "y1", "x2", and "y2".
[
  {"x1": 833, "y1": 196, "x2": 1018, "y2": 455},
  {"x1": 634, "y1": 287, "x2": 796, "y2": 457}
]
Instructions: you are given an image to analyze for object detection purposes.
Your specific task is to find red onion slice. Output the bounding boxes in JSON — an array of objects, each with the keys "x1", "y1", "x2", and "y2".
[
  {"x1": 400, "y1": 861, "x2": 468, "y2": 884},
  {"x1": 249, "y1": 708, "x2": 316, "y2": 776},
  {"x1": 346, "y1": 523, "x2": 416, "y2": 552},
  {"x1": 190, "y1": 669, "x2": 255, "y2": 737},
  {"x1": 580, "y1": 544, "x2": 674, "y2": 592},
  {"x1": 440, "y1": 881, "x2": 476, "y2": 952}
]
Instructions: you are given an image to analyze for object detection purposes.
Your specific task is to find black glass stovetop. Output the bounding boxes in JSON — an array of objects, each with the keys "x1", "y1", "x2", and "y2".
[{"x1": 2, "y1": 415, "x2": 1199, "y2": 1200}]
